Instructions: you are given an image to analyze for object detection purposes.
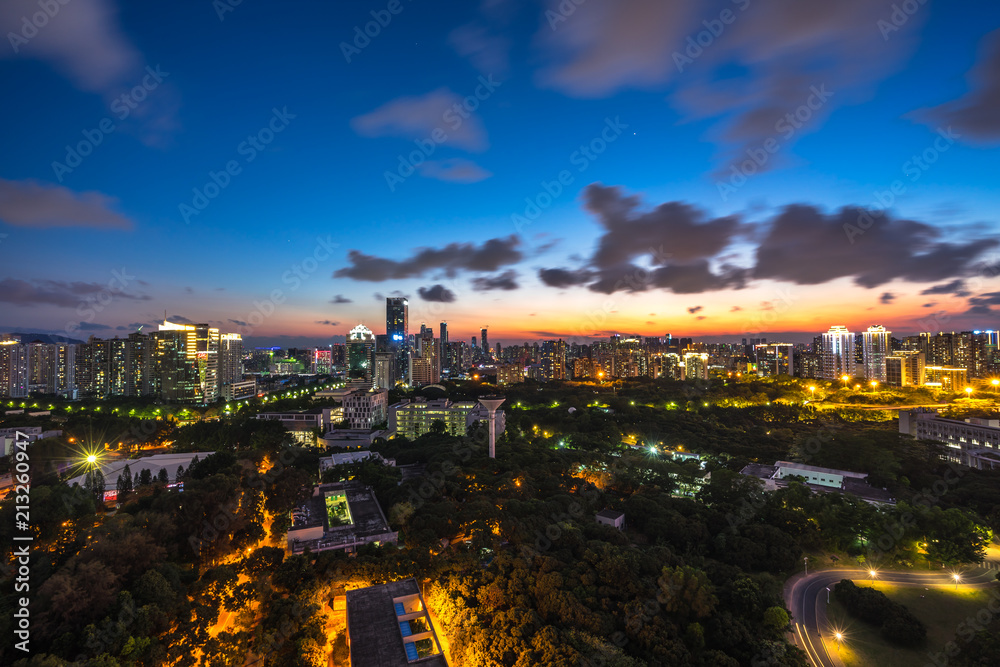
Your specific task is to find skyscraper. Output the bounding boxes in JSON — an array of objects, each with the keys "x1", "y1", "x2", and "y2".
[
  {"x1": 481, "y1": 327, "x2": 489, "y2": 361},
  {"x1": 862, "y1": 325, "x2": 891, "y2": 382},
  {"x1": 347, "y1": 324, "x2": 375, "y2": 385},
  {"x1": 386, "y1": 297, "x2": 408, "y2": 344},
  {"x1": 218, "y1": 333, "x2": 244, "y2": 393},
  {"x1": 822, "y1": 325, "x2": 855, "y2": 380},
  {"x1": 439, "y1": 322, "x2": 448, "y2": 373}
]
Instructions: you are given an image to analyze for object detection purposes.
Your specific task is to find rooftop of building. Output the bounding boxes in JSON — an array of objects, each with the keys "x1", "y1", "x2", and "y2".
[
  {"x1": 774, "y1": 460, "x2": 868, "y2": 479},
  {"x1": 289, "y1": 481, "x2": 395, "y2": 552},
  {"x1": 346, "y1": 579, "x2": 448, "y2": 667},
  {"x1": 65, "y1": 451, "x2": 215, "y2": 491},
  {"x1": 596, "y1": 509, "x2": 625, "y2": 520},
  {"x1": 740, "y1": 463, "x2": 778, "y2": 479}
]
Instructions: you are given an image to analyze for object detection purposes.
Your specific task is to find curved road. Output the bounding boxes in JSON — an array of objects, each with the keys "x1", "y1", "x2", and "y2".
[{"x1": 784, "y1": 566, "x2": 998, "y2": 667}]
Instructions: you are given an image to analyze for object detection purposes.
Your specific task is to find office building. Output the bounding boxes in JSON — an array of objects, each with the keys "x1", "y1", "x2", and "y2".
[
  {"x1": 386, "y1": 298, "x2": 408, "y2": 344},
  {"x1": 342, "y1": 388, "x2": 388, "y2": 429},
  {"x1": 347, "y1": 324, "x2": 376, "y2": 386},
  {"x1": 900, "y1": 410, "x2": 1000, "y2": 470},
  {"x1": 388, "y1": 398, "x2": 506, "y2": 439}
]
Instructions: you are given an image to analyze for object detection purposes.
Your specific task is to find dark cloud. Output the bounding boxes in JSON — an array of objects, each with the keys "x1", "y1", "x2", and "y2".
[
  {"x1": 167, "y1": 315, "x2": 194, "y2": 324},
  {"x1": 77, "y1": 322, "x2": 111, "y2": 331},
  {"x1": 373, "y1": 292, "x2": 384, "y2": 302},
  {"x1": 316, "y1": 320, "x2": 340, "y2": 326},
  {"x1": 687, "y1": 306, "x2": 704, "y2": 315},
  {"x1": 753, "y1": 204, "x2": 998, "y2": 288},
  {"x1": 331, "y1": 295, "x2": 353, "y2": 304},
  {"x1": 922, "y1": 302, "x2": 937, "y2": 308},
  {"x1": 418, "y1": 285, "x2": 457, "y2": 303},
  {"x1": 916, "y1": 30, "x2": 1000, "y2": 141},
  {"x1": 586, "y1": 261, "x2": 747, "y2": 295},
  {"x1": 921, "y1": 279, "x2": 970, "y2": 297},
  {"x1": 966, "y1": 292, "x2": 1000, "y2": 316},
  {"x1": 472, "y1": 270, "x2": 519, "y2": 291},
  {"x1": 335, "y1": 235, "x2": 521, "y2": 282},
  {"x1": 730, "y1": 306, "x2": 743, "y2": 312},
  {"x1": 537, "y1": 187, "x2": 998, "y2": 295},
  {"x1": 538, "y1": 267, "x2": 593, "y2": 288},
  {"x1": 879, "y1": 292, "x2": 896, "y2": 304},
  {"x1": 550, "y1": 185, "x2": 748, "y2": 295},
  {"x1": 0, "y1": 278, "x2": 150, "y2": 307},
  {"x1": 0, "y1": 179, "x2": 134, "y2": 230},
  {"x1": 584, "y1": 184, "x2": 740, "y2": 267},
  {"x1": 184, "y1": 287, "x2": 194, "y2": 294},
  {"x1": 696, "y1": 316, "x2": 707, "y2": 321},
  {"x1": 228, "y1": 319, "x2": 248, "y2": 326}
]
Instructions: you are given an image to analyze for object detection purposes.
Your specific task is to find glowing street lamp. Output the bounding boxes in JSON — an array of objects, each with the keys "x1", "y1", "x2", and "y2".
[
  {"x1": 953, "y1": 573, "x2": 961, "y2": 589},
  {"x1": 869, "y1": 569, "x2": 878, "y2": 587},
  {"x1": 870, "y1": 380, "x2": 879, "y2": 391},
  {"x1": 965, "y1": 387, "x2": 974, "y2": 399},
  {"x1": 809, "y1": 386, "x2": 816, "y2": 400},
  {"x1": 841, "y1": 375, "x2": 851, "y2": 388}
]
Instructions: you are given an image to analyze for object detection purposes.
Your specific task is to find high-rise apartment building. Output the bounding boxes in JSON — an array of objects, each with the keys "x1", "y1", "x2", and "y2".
[
  {"x1": 218, "y1": 333, "x2": 244, "y2": 396},
  {"x1": 862, "y1": 325, "x2": 892, "y2": 382},
  {"x1": 821, "y1": 326, "x2": 855, "y2": 380},
  {"x1": 755, "y1": 343, "x2": 794, "y2": 377}
]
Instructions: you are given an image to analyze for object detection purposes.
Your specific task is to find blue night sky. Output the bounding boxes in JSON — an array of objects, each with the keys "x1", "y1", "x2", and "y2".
[{"x1": 1, "y1": 0, "x2": 999, "y2": 346}]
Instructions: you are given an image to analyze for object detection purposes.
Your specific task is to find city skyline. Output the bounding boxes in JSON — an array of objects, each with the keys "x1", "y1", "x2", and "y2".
[{"x1": 1, "y1": 1, "x2": 1000, "y2": 345}]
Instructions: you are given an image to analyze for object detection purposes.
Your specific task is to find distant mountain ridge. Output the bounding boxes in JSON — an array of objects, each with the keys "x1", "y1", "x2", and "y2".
[{"x1": 4, "y1": 332, "x2": 86, "y2": 345}]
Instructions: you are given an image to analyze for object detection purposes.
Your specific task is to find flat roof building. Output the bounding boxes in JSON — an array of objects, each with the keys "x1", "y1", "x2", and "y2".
[
  {"x1": 388, "y1": 398, "x2": 506, "y2": 439},
  {"x1": 900, "y1": 409, "x2": 1000, "y2": 471},
  {"x1": 740, "y1": 460, "x2": 894, "y2": 505},
  {"x1": 287, "y1": 481, "x2": 397, "y2": 554},
  {"x1": 346, "y1": 578, "x2": 448, "y2": 667}
]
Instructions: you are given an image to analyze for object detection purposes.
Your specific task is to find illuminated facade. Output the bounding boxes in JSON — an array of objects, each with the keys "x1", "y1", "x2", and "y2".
[
  {"x1": 821, "y1": 325, "x2": 855, "y2": 380},
  {"x1": 755, "y1": 343, "x2": 794, "y2": 377},
  {"x1": 861, "y1": 325, "x2": 892, "y2": 382},
  {"x1": 347, "y1": 324, "x2": 375, "y2": 385}
]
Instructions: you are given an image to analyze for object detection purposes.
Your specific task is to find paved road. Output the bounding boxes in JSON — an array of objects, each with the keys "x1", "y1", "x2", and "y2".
[{"x1": 784, "y1": 567, "x2": 997, "y2": 667}]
